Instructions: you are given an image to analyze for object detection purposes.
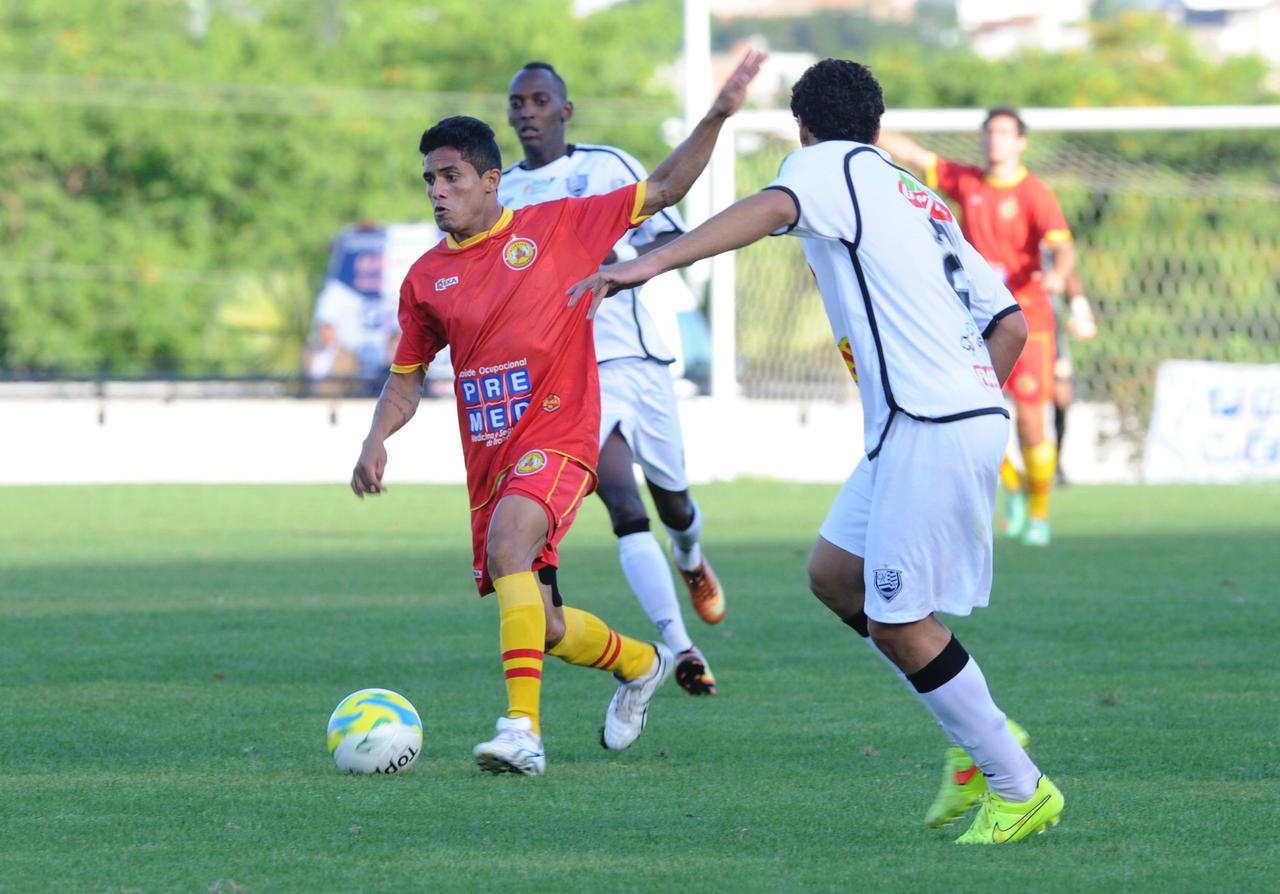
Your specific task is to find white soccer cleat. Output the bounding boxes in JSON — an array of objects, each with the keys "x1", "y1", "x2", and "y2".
[
  {"x1": 473, "y1": 715, "x2": 546, "y2": 776},
  {"x1": 601, "y1": 643, "x2": 674, "y2": 751}
]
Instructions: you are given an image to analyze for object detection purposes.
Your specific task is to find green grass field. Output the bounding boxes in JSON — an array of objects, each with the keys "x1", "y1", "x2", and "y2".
[{"x1": 2, "y1": 482, "x2": 1277, "y2": 892}]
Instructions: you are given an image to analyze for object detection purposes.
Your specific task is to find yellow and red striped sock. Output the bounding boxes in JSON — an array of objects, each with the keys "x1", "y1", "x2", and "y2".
[
  {"x1": 999, "y1": 452, "x2": 1023, "y2": 492},
  {"x1": 493, "y1": 572, "x2": 545, "y2": 735},
  {"x1": 548, "y1": 605, "x2": 655, "y2": 681},
  {"x1": 1022, "y1": 441, "x2": 1057, "y2": 520}
]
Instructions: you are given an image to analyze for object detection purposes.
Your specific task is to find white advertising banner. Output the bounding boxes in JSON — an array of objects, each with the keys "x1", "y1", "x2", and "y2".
[{"x1": 1144, "y1": 360, "x2": 1280, "y2": 483}]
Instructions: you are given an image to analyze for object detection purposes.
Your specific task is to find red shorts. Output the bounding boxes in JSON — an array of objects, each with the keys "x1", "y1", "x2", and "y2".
[
  {"x1": 1005, "y1": 326, "x2": 1056, "y2": 404},
  {"x1": 469, "y1": 449, "x2": 596, "y2": 596}
]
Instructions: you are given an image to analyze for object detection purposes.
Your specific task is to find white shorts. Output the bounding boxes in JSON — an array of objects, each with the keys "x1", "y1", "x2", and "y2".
[
  {"x1": 598, "y1": 357, "x2": 689, "y2": 492},
  {"x1": 818, "y1": 413, "x2": 1008, "y2": 624}
]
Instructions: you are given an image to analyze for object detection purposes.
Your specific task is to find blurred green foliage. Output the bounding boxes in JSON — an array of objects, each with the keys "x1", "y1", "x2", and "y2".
[{"x1": 0, "y1": 1, "x2": 1276, "y2": 408}]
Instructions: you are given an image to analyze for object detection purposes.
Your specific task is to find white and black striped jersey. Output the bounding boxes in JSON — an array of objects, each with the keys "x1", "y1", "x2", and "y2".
[
  {"x1": 499, "y1": 143, "x2": 684, "y2": 364},
  {"x1": 767, "y1": 141, "x2": 1020, "y2": 458}
]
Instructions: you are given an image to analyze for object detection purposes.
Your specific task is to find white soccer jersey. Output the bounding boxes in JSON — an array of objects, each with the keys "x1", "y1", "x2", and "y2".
[
  {"x1": 767, "y1": 141, "x2": 1020, "y2": 458},
  {"x1": 498, "y1": 143, "x2": 684, "y2": 363}
]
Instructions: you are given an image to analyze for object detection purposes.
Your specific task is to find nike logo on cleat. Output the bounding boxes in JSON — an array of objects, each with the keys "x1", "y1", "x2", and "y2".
[
  {"x1": 954, "y1": 765, "x2": 981, "y2": 785},
  {"x1": 992, "y1": 794, "x2": 1052, "y2": 843}
]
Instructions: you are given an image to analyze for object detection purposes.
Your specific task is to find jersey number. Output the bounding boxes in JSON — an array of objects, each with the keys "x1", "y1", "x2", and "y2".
[{"x1": 929, "y1": 219, "x2": 972, "y2": 310}]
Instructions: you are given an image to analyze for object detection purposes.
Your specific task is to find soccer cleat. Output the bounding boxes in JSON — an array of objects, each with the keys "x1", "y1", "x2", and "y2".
[
  {"x1": 924, "y1": 719, "x2": 1030, "y2": 828},
  {"x1": 601, "y1": 642, "x2": 674, "y2": 750},
  {"x1": 473, "y1": 715, "x2": 546, "y2": 776},
  {"x1": 999, "y1": 489, "x2": 1028, "y2": 539},
  {"x1": 955, "y1": 775, "x2": 1064, "y2": 844},
  {"x1": 674, "y1": 646, "x2": 718, "y2": 696},
  {"x1": 1022, "y1": 517, "x2": 1051, "y2": 547},
  {"x1": 679, "y1": 559, "x2": 726, "y2": 624}
]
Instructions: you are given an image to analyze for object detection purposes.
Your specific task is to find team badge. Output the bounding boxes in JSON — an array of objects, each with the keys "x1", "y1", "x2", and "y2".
[
  {"x1": 502, "y1": 237, "x2": 538, "y2": 271},
  {"x1": 566, "y1": 174, "x2": 588, "y2": 197},
  {"x1": 514, "y1": 450, "x2": 547, "y2": 476},
  {"x1": 541, "y1": 394, "x2": 561, "y2": 413},
  {"x1": 837, "y1": 336, "x2": 858, "y2": 383},
  {"x1": 873, "y1": 568, "x2": 903, "y2": 601},
  {"x1": 999, "y1": 197, "x2": 1019, "y2": 221}
]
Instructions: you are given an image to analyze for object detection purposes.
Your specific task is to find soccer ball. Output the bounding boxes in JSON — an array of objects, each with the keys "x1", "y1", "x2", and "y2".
[{"x1": 326, "y1": 688, "x2": 423, "y2": 774}]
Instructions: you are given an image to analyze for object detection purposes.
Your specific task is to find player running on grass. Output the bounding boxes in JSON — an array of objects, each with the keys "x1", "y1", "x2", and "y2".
[
  {"x1": 350, "y1": 51, "x2": 763, "y2": 776},
  {"x1": 498, "y1": 60, "x2": 723, "y2": 698},
  {"x1": 879, "y1": 108, "x2": 1075, "y2": 546},
  {"x1": 568, "y1": 59, "x2": 1063, "y2": 843}
]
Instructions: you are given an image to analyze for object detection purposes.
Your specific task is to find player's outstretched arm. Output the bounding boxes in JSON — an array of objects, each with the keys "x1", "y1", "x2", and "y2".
[
  {"x1": 984, "y1": 310, "x2": 1028, "y2": 387},
  {"x1": 568, "y1": 189, "x2": 795, "y2": 319},
  {"x1": 640, "y1": 48, "x2": 766, "y2": 219},
  {"x1": 351, "y1": 368, "x2": 425, "y2": 498},
  {"x1": 876, "y1": 131, "x2": 935, "y2": 174}
]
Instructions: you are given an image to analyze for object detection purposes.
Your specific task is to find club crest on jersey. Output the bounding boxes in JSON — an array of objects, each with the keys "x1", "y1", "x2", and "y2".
[
  {"x1": 874, "y1": 568, "x2": 903, "y2": 601},
  {"x1": 503, "y1": 236, "x2": 538, "y2": 271},
  {"x1": 837, "y1": 336, "x2": 859, "y2": 383},
  {"x1": 542, "y1": 393, "x2": 561, "y2": 413},
  {"x1": 999, "y1": 197, "x2": 1020, "y2": 221},
  {"x1": 514, "y1": 450, "x2": 547, "y2": 476},
  {"x1": 566, "y1": 174, "x2": 588, "y2": 197}
]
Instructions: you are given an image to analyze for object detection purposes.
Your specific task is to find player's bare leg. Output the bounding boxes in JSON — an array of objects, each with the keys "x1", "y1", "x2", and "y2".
[
  {"x1": 1053, "y1": 373, "x2": 1072, "y2": 487},
  {"x1": 1014, "y1": 400, "x2": 1055, "y2": 546},
  {"x1": 595, "y1": 428, "x2": 716, "y2": 694},
  {"x1": 648, "y1": 480, "x2": 726, "y2": 626}
]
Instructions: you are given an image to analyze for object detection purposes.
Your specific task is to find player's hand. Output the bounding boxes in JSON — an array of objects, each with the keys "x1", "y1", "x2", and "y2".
[
  {"x1": 351, "y1": 439, "x2": 388, "y2": 499},
  {"x1": 567, "y1": 259, "x2": 646, "y2": 320},
  {"x1": 710, "y1": 48, "x2": 767, "y2": 119},
  {"x1": 1036, "y1": 269, "x2": 1066, "y2": 296}
]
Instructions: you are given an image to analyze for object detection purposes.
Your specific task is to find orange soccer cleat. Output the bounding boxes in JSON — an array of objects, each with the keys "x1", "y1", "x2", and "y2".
[{"x1": 679, "y1": 559, "x2": 726, "y2": 625}]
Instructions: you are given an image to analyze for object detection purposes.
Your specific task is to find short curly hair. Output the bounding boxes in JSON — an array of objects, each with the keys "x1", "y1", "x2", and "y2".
[
  {"x1": 419, "y1": 115, "x2": 502, "y2": 176},
  {"x1": 789, "y1": 59, "x2": 884, "y2": 145}
]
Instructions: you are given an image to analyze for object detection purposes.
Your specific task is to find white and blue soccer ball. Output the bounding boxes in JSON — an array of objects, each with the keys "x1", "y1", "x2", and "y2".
[{"x1": 326, "y1": 688, "x2": 423, "y2": 774}]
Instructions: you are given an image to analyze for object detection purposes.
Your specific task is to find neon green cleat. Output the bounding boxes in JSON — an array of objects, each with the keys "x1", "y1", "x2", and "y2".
[
  {"x1": 999, "y1": 489, "x2": 1027, "y2": 539},
  {"x1": 955, "y1": 774, "x2": 1064, "y2": 844},
  {"x1": 924, "y1": 719, "x2": 1030, "y2": 828},
  {"x1": 1022, "y1": 517, "x2": 1051, "y2": 547}
]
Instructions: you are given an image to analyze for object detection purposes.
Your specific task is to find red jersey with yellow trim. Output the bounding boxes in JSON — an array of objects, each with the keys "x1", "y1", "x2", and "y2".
[
  {"x1": 392, "y1": 183, "x2": 649, "y2": 510},
  {"x1": 926, "y1": 158, "x2": 1070, "y2": 311}
]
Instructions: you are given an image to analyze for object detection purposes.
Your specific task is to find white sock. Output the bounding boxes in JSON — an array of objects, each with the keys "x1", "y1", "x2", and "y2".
[
  {"x1": 856, "y1": 631, "x2": 961, "y2": 747},
  {"x1": 911, "y1": 643, "x2": 1040, "y2": 801},
  {"x1": 664, "y1": 502, "x2": 703, "y2": 572},
  {"x1": 618, "y1": 531, "x2": 693, "y2": 654}
]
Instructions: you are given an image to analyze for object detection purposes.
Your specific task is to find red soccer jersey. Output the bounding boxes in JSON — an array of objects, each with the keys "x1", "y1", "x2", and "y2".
[
  {"x1": 926, "y1": 157, "x2": 1070, "y2": 314},
  {"x1": 391, "y1": 182, "x2": 649, "y2": 510}
]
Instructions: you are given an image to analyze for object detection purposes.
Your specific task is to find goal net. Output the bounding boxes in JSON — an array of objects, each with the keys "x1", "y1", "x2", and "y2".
[{"x1": 706, "y1": 107, "x2": 1280, "y2": 445}]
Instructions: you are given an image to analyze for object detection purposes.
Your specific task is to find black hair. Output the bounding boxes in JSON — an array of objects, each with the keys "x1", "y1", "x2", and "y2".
[
  {"x1": 983, "y1": 106, "x2": 1027, "y2": 135},
  {"x1": 418, "y1": 115, "x2": 502, "y2": 175},
  {"x1": 789, "y1": 58, "x2": 884, "y2": 144},
  {"x1": 517, "y1": 61, "x2": 568, "y2": 100}
]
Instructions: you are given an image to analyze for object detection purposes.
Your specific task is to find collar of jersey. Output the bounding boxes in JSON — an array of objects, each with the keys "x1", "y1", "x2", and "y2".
[
  {"x1": 985, "y1": 166, "x2": 1028, "y2": 188},
  {"x1": 445, "y1": 207, "x2": 514, "y2": 250}
]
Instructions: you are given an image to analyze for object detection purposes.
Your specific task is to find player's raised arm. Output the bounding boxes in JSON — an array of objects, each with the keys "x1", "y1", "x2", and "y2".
[
  {"x1": 876, "y1": 131, "x2": 935, "y2": 174},
  {"x1": 568, "y1": 189, "x2": 796, "y2": 318},
  {"x1": 639, "y1": 49, "x2": 766, "y2": 219},
  {"x1": 351, "y1": 367, "x2": 425, "y2": 498}
]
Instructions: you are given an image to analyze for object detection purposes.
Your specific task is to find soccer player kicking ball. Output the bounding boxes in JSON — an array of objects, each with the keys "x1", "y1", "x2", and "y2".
[
  {"x1": 879, "y1": 109, "x2": 1076, "y2": 546},
  {"x1": 350, "y1": 50, "x2": 764, "y2": 776},
  {"x1": 568, "y1": 59, "x2": 1063, "y2": 842},
  {"x1": 498, "y1": 61, "x2": 723, "y2": 697}
]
